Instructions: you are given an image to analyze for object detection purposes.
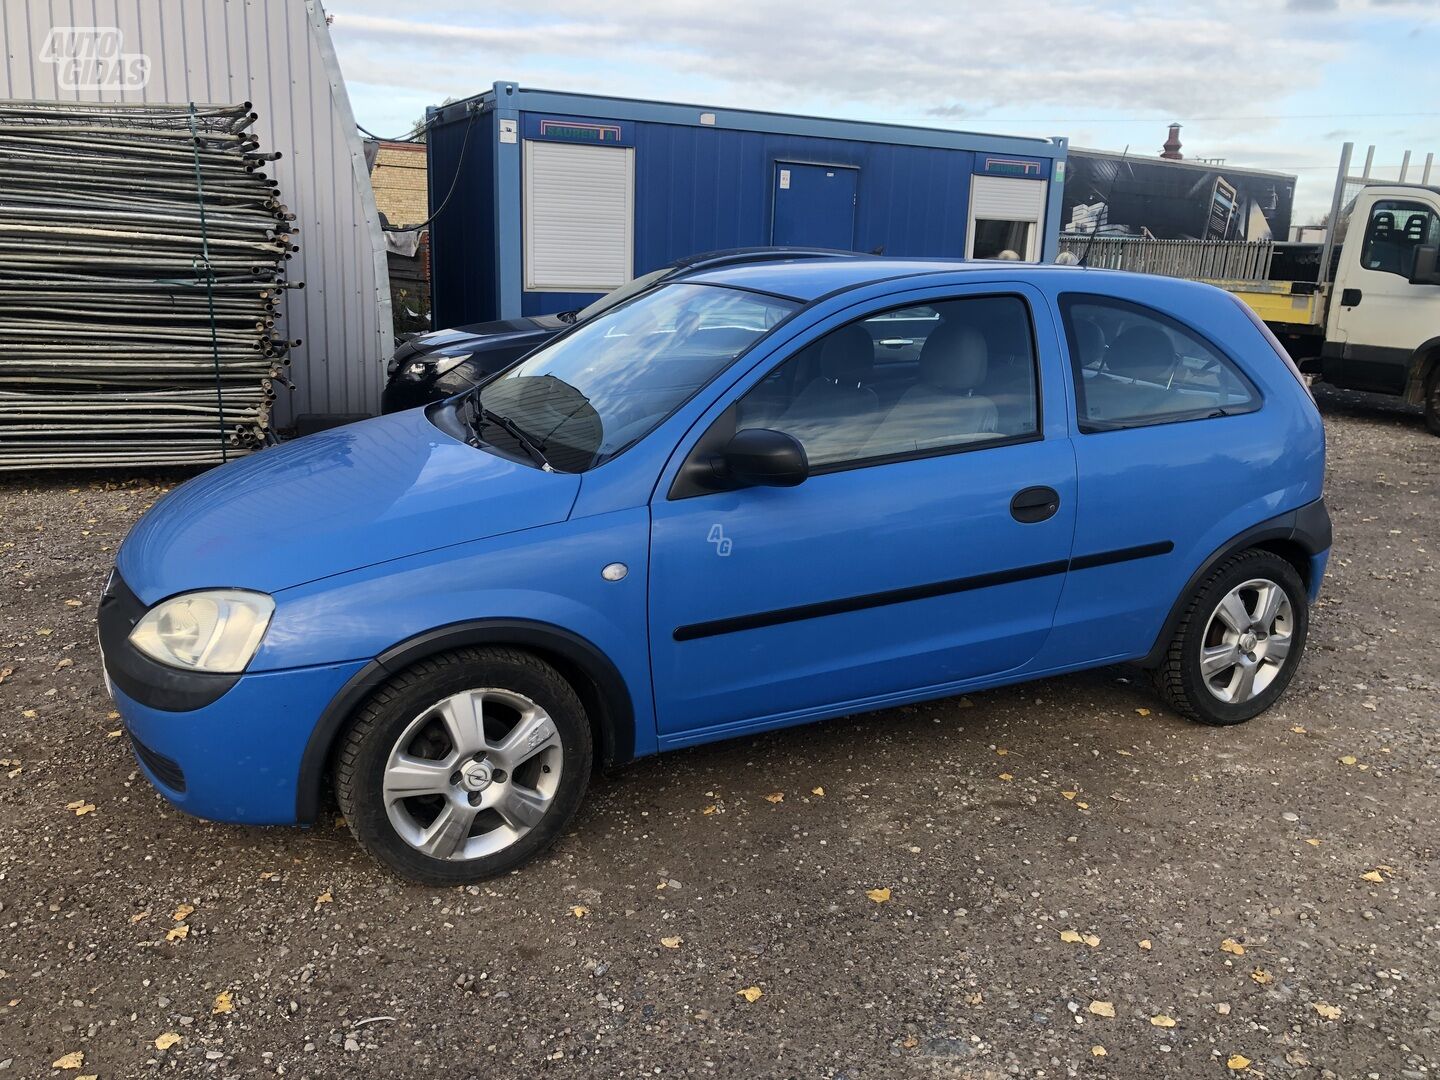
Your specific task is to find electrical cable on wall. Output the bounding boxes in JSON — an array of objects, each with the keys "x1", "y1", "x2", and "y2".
[{"x1": 379, "y1": 112, "x2": 476, "y2": 233}]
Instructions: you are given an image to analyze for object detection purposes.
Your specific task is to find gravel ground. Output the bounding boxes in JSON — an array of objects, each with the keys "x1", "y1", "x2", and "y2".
[{"x1": 1, "y1": 386, "x2": 1436, "y2": 1080}]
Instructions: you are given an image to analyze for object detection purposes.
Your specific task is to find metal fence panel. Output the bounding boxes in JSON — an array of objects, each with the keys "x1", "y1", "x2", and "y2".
[
  {"x1": 0, "y1": 0, "x2": 391, "y2": 422},
  {"x1": 1057, "y1": 236, "x2": 1274, "y2": 282}
]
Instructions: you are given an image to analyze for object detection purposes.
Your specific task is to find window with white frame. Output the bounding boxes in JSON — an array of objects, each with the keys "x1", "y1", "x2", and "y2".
[
  {"x1": 968, "y1": 175, "x2": 1047, "y2": 261},
  {"x1": 523, "y1": 140, "x2": 635, "y2": 292}
]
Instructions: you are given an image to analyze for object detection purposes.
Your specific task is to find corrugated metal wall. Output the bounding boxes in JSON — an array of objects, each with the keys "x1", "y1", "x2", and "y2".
[{"x1": 0, "y1": 0, "x2": 392, "y2": 421}]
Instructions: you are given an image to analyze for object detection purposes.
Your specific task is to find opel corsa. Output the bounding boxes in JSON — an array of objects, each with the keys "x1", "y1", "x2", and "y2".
[{"x1": 101, "y1": 260, "x2": 1330, "y2": 884}]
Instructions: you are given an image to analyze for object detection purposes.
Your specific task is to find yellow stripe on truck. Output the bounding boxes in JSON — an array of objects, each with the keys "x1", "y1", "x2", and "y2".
[{"x1": 1205, "y1": 279, "x2": 1325, "y2": 330}]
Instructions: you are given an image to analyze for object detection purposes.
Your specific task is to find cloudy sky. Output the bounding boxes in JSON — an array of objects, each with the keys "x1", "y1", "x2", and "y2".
[{"x1": 328, "y1": 0, "x2": 1439, "y2": 224}]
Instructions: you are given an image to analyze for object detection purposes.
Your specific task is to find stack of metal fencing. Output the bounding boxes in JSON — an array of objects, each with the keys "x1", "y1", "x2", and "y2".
[{"x1": 0, "y1": 99, "x2": 299, "y2": 470}]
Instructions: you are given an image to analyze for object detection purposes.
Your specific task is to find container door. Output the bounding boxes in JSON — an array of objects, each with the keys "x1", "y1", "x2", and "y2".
[{"x1": 771, "y1": 163, "x2": 858, "y2": 249}]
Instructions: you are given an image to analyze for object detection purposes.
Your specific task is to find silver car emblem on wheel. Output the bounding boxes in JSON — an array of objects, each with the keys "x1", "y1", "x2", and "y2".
[
  {"x1": 382, "y1": 688, "x2": 562, "y2": 861},
  {"x1": 1200, "y1": 577, "x2": 1294, "y2": 704}
]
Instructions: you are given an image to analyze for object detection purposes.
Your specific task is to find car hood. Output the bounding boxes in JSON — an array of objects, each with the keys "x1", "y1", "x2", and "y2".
[
  {"x1": 116, "y1": 406, "x2": 581, "y2": 602},
  {"x1": 395, "y1": 315, "x2": 568, "y2": 362}
]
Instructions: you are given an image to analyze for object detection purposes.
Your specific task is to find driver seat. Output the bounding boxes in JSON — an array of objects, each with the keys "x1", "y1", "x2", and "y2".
[
  {"x1": 865, "y1": 321, "x2": 998, "y2": 454},
  {"x1": 775, "y1": 324, "x2": 881, "y2": 462}
]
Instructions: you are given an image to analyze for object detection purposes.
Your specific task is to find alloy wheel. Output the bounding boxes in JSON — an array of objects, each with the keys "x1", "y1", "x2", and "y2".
[
  {"x1": 382, "y1": 688, "x2": 563, "y2": 861},
  {"x1": 1199, "y1": 577, "x2": 1295, "y2": 704}
]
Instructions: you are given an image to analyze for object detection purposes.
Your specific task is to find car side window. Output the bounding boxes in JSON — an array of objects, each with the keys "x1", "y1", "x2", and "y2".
[
  {"x1": 734, "y1": 295, "x2": 1040, "y2": 469},
  {"x1": 1359, "y1": 199, "x2": 1440, "y2": 278},
  {"x1": 1062, "y1": 296, "x2": 1260, "y2": 432}
]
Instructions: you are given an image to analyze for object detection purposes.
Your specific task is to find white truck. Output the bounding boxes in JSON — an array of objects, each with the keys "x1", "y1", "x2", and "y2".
[{"x1": 1205, "y1": 144, "x2": 1440, "y2": 433}]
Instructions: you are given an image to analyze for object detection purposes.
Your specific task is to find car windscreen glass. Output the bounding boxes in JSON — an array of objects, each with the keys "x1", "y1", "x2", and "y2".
[
  {"x1": 572, "y1": 265, "x2": 674, "y2": 322},
  {"x1": 472, "y1": 283, "x2": 798, "y2": 471}
]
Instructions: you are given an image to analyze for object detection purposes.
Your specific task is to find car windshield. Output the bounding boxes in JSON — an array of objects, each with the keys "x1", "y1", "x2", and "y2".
[
  {"x1": 470, "y1": 283, "x2": 798, "y2": 472},
  {"x1": 572, "y1": 265, "x2": 674, "y2": 322}
]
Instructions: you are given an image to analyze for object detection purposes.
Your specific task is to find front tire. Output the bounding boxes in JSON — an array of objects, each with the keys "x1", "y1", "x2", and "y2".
[
  {"x1": 1151, "y1": 549, "x2": 1309, "y2": 726},
  {"x1": 334, "y1": 647, "x2": 592, "y2": 884}
]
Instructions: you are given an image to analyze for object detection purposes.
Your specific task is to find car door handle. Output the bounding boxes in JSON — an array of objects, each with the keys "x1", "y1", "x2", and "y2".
[
  {"x1": 1010, "y1": 486, "x2": 1061, "y2": 524},
  {"x1": 1340, "y1": 288, "x2": 1361, "y2": 307}
]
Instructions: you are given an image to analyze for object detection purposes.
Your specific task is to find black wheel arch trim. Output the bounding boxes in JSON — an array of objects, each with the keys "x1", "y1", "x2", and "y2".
[
  {"x1": 1139, "y1": 496, "x2": 1331, "y2": 668},
  {"x1": 295, "y1": 619, "x2": 637, "y2": 824}
]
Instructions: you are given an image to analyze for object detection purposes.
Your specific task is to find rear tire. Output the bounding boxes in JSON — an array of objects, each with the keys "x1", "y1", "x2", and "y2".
[
  {"x1": 1151, "y1": 549, "x2": 1308, "y2": 726},
  {"x1": 334, "y1": 647, "x2": 592, "y2": 885},
  {"x1": 1424, "y1": 363, "x2": 1440, "y2": 437}
]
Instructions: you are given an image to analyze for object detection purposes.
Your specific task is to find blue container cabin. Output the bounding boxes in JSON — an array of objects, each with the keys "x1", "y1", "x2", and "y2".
[{"x1": 426, "y1": 82, "x2": 1068, "y2": 327}]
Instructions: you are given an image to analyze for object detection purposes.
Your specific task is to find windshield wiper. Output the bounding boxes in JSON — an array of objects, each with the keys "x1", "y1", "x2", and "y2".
[
  {"x1": 556, "y1": 309, "x2": 578, "y2": 324},
  {"x1": 465, "y1": 397, "x2": 555, "y2": 472}
]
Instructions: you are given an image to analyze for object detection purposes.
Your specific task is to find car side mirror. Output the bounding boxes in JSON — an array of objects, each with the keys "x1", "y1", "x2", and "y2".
[
  {"x1": 722, "y1": 428, "x2": 808, "y2": 488},
  {"x1": 1410, "y1": 244, "x2": 1440, "y2": 286}
]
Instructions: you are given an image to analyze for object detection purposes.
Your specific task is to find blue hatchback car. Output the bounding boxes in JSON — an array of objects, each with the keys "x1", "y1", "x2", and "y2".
[{"x1": 101, "y1": 259, "x2": 1330, "y2": 883}]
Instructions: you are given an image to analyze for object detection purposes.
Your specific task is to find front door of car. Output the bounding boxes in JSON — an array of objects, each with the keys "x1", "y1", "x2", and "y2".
[{"x1": 647, "y1": 285, "x2": 1077, "y2": 741}]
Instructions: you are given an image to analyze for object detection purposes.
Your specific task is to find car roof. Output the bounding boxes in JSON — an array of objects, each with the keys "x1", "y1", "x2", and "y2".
[
  {"x1": 673, "y1": 256, "x2": 1089, "y2": 302},
  {"x1": 665, "y1": 246, "x2": 863, "y2": 273}
]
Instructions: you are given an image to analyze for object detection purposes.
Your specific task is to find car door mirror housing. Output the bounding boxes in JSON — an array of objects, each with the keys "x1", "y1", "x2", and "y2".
[
  {"x1": 1409, "y1": 244, "x2": 1440, "y2": 286},
  {"x1": 722, "y1": 428, "x2": 809, "y2": 488}
]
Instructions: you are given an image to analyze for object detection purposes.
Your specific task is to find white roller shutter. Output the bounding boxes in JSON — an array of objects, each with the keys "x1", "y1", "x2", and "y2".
[
  {"x1": 523, "y1": 140, "x2": 634, "y2": 292},
  {"x1": 970, "y1": 175, "x2": 1048, "y2": 221}
]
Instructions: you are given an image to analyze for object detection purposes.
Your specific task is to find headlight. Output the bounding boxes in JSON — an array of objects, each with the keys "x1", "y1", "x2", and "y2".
[
  {"x1": 400, "y1": 353, "x2": 471, "y2": 381},
  {"x1": 433, "y1": 353, "x2": 471, "y2": 376},
  {"x1": 128, "y1": 590, "x2": 275, "y2": 673}
]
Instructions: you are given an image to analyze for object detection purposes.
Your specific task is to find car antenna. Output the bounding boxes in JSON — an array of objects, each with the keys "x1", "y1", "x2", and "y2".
[{"x1": 1078, "y1": 144, "x2": 1128, "y2": 268}]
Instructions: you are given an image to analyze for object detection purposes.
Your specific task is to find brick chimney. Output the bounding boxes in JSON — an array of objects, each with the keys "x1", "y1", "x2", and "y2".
[{"x1": 1161, "y1": 122, "x2": 1183, "y2": 160}]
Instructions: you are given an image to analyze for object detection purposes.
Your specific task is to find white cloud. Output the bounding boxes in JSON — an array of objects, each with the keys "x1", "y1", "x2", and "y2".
[
  {"x1": 332, "y1": 0, "x2": 1341, "y2": 118},
  {"x1": 329, "y1": 0, "x2": 1438, "y2": 224}
]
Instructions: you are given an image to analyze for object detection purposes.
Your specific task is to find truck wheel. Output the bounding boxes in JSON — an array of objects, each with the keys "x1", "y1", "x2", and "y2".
[
  {"x1": 1425, "y1": 364, "x2": 1440, "y2": 436},
  {"x1": 334, "y1": 647, "x2": 592, "y2": 884},
  {"x1": 1151, "y1": 549, "x2": 1309, "y2": 726}
]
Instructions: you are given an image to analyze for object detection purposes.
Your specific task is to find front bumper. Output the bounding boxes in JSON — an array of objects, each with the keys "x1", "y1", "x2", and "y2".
[
  {"x1": 98, "y1": 572, "x2": 367, "y2": 824},
  {"x1": 107, "y1": 660, "x2": 367, "y2": 825}
]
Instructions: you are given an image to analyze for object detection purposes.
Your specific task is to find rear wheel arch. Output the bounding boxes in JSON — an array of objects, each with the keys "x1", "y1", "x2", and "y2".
[
  {"x1": 1249, "y1": 538, "x2": 1313, "y2": 591},
  {"x1": 296, "y1": 619, "x2": 635, "y2": 823},
  {"x1": 1139, "y1": 502, "x2": 1329, "y2": 669}
]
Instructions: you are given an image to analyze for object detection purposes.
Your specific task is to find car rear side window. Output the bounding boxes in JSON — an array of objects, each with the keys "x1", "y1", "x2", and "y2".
[
  {"x1": 1061, "y1": 295, "x2": 1260, "y2": 433},
  {"x1": 735, "y1": 294, "x2": 1039, "y2": 469}
]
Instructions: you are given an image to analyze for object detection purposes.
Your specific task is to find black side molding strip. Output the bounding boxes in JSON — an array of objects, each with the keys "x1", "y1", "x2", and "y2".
[
  {"x1": 674, "y1": 541, "x2": 1175, "y2": 642},
  {"x1": 1069, "y1": 541, "x2": 1174, "y2": 571},
  {"x1": 673, "y1": 560, "x2": 1069, "y2": 642}
]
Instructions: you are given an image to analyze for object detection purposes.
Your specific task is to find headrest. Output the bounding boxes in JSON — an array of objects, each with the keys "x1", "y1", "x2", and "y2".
[
  {"x1": 1372, "y1": 212, "x2": 1395, "y2": 237},
  {"x1": 1403, "y1": 215, "x2": 1425, "y2": 239},
  {"x1": 1107, "y1": 325, "x2": 1176, "y2": 384},
  {"x1": 920, "y1": 321, "x2": 987, "y2": 392},
  {"x1": 818, "y1": 323, "x2": 875, "y2": 385},
  {"x1": 1072, "y1": 318, "x2": 1106, "y2": 366}
]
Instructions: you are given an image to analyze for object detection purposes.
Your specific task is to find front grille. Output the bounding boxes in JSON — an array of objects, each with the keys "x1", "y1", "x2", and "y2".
[{"x1": 130, "y1": 732, "x2": 186, "y2": 793}]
